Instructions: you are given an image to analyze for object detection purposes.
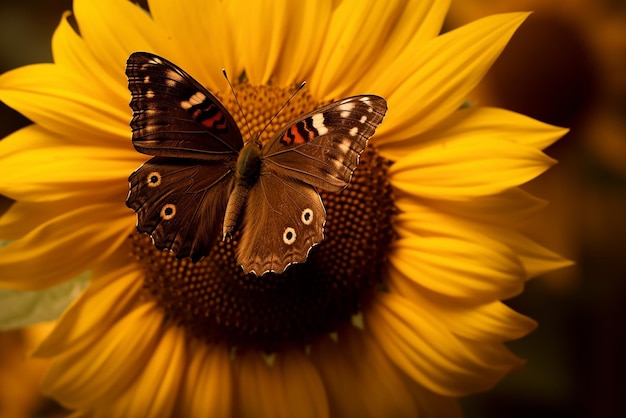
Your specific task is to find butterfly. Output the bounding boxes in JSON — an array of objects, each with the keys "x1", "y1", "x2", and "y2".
[{"x1": 125, "y1": 52, "x2": 388, "y2": 276}]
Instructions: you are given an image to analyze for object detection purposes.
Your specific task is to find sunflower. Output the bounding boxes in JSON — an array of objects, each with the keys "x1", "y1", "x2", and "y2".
[{"x1": 0, "y1": 0, "x2": 571, "y2": 416}]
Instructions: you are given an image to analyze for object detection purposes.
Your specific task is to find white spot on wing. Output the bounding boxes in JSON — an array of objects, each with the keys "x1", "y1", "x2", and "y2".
[
  {"x1": 160, "y1": 204, "x2": 176, "y2": 220},
  {"x1": 311, "y1": 113, "x2": 328, "y2": 135},
  {"x1": 340, "y1": 110, "x2": 351, "y2": 118},
  {"x1": 147, "y1": 171, "x2": 162, "y2": 187},
  {"x1": 333, "y1": 158, "x2": 345, "y2": 171},
  {"x1": 349, "y1": 127, "x2": 359, "y2": 137},
  {"x1": 145, "y1": 90, "x2": 155, "y2": 99},
  {"x1": 180, "y1": 91, "x2": 207, "y2": 110},
  {"x1": 301, "y1": 208, "x2": 314, "y2": 225},
  {"x1": 164, "y1": 70, "x2": 183, "y2": 87},
  {"x1": 360, "y1": 115, "x2": 367, "y2": 123},
  {"x1": 337, "y1": 102, "x2": 355, "y2": 112},
  {"x1": 283, "y1": 227, "x2": 297, "y2": 245},
  {"x1": 337, "y1": 139, "x2": 351, "y2": 154}
]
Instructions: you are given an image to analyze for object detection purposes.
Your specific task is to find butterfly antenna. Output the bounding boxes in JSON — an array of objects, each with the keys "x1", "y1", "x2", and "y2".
[
  {"x1": 222, "y1": 69, "x2": 253, "y2": 140},
  {"x1": 256, "y1": 81, "x2": 307, "y2": 140}
]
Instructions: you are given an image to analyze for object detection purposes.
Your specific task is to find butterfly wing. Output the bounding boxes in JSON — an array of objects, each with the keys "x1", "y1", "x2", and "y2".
[
  {"x1": 237, "y1": 95, "x2": 387, "y2": 274},
  {"x1": 127, "y1": 157, "x2": 234, "y2": 262},
  {"x1": 126, "y1": 52, "x2": 243, "y2": 159},
  {"x1": 237, "y1": 171, "x2": 325, "y2": 275},
  {"x1": 126, "y1": 52, "x2": 242, "y2": 261},
  {"x1": 262, "y1": 95, "x2": 387, "y2": 192}
]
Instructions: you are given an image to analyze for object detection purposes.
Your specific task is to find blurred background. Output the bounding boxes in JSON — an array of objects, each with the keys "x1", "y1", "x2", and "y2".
[
  {"x1": 447, "y1": 2, "x2": 626, "y2": 418},
  {"x1": 0, "y1": 0, "x2": 624, "y2": 417}
]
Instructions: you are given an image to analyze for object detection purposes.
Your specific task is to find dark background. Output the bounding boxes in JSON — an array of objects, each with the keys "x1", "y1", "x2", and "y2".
[{"x1": 1, "y1": 1, "x2": 624, "y2": 417}]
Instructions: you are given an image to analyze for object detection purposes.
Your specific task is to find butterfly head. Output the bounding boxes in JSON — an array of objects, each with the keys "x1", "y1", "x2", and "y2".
[{"x1": 236, "y1": 141, "x2": 262, "y2": 179}]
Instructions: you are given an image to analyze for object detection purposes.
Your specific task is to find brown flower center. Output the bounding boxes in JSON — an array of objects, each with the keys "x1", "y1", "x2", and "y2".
[{"x1": 130, "y1": 84, "x2": 396, "y2": 351}]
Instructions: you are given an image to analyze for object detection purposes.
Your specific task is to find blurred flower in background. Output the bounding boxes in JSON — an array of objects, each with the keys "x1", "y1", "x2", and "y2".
[
  {"x1": 447, "y1": 1, "x2": 626, "y2": 418},
  {"x1": 2, "y1": 0, "x2": 623, "y2": 417}
]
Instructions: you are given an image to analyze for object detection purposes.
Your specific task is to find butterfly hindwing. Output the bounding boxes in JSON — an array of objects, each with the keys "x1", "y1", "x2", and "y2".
[
  {"x1": 238, "y1": 171, "x2": 325, "y2": 275},
  {"x1": 126, "y1": 52, "x2": 243, "y2": 159},
  {"x1": 127, "y1": 157, "x2": 233, "y2": 262},
  {"x1": 262, "y1": 95, "x2": 387, "y2": 192}
]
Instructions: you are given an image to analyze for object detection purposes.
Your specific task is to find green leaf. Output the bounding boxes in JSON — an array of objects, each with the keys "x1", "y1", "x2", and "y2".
[{"x1": 0, "y1": 271, "x2": 90, "y2": 330}]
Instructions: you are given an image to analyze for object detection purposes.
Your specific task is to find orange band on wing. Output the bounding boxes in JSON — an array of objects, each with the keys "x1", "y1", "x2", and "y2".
[
  {"x1": 282, "y1": 121, "x2": 317, "y2": 145},
  {"x1": 201, "y1": 111, "x2": 225, "y2": 129}
]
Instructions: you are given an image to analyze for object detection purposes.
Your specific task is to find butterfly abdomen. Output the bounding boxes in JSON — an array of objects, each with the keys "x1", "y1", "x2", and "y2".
[{"x1": 222, "y1": 142, "x2": 262, "y2": 239}]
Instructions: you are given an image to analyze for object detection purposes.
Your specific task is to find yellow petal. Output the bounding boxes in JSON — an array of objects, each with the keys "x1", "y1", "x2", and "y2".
[
  {"x1": 0, "y1": 201, "x2": 68, "y2": 240},
  {"x1": 394, "y1": 199, "x2": 572, "y2": 279},
  {"x1": 376, "y1": 12, "x2": 530, "y2": 142},
  {"x1": 109, "y1": 324, "x2": 187, "y2": 418},
  {"x1": 367, "y1": 292, "x2": 519, "y2": 396},
  {"x1": 436, "y1": 107, "x2": 568, "y2": 150},
  {"x1": 272, "y1": 0, "x2": 334, "y2": 85},
  {"x1": 383, "y1": 106, "x2": 569, "y2": 160},
  {"x1": 72, "y1": 0, "x2": 173, "y2": 84},
  {"x1": 0, "y1": 125, "x2": 67, "y2": 158},
  {"x1": 311, "y1": 324, "x2": 420, "y2": 417},
  {"x1": 458, "y1": 338, "x2": 524, "y2": 378},
  {"x1": 182, "y1": 341, "x2": 233, "y2": 417},
  {"x1": 0, "y1": 203, "x2": 133, "y2": 290},
  {"x1": 0, "y1": 64, "x2": 129, "y2": 145},
  {"x1": 51, "y1": 12, "x2": 127, "y2": 105},
  {"x1": 0, "y1": 145, "x2": 139, "y2": 202},
  {"x1": 34, "y1": 264, "x2": 143, "y2": 357},
  {"x1": 308, "y1": 0, "x2": 414, "y2": 100},
  {"x1": 388, "y1": 130, "x2": 556, "y2": 201},
  {"x1": 354, "y1": 0, "x2": 451, "y2": 93},
  {"x1": 395, "y1": 188, "x2": 546, "y2": 228},
  {"x1": 229, "y1": 0, "x2": 290, "y2": 85},
  {"x1": 148, "y1": 0, "x2": 238, "y2": 91},
  {"x1": 387, "y1": 271, "x2": 536, "y2": 342},
  {"x1": 236, "y1": 349, "x2": 329, "y2": 418},
  {"x1": 445, "y1": 302, "x2": 537, "y2": 342},
  {"x1": 497, "y1": 230, "x2": 574, "y2": 278},
  {"x1": 41, "y1": 302, "x2": 163, "y2": 410},
  {"x1": 388, "y1": 233, "x2": 525, "y2": 301}
]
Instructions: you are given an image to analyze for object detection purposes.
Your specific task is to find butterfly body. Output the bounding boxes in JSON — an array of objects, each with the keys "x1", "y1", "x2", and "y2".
[
  {"x1": 222, "y1": 140, "x2": 262, "y2": 239},
  {"x1": 125, "y1": 52, "x2": 387, "y2": 275}
]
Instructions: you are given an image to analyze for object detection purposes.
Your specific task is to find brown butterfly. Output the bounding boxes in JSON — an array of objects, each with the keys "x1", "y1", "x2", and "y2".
[{"x1": 125, "y1": 52, "x2": 387, "y2": 275}]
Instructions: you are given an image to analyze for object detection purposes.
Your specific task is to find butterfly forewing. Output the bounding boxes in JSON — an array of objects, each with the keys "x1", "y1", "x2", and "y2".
[
  {"x1": 127, "y1": 157, "x2": 233, "y2": 261},
  {"x1": 126, "y1": 52, "x2": 243, "y2": 159},
  {"x1": 262, "y1": 96, "x2": 387, "y2": 192},
  {"x1": 238, "y1": 172, "x2": 325, "y2": 275}
]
